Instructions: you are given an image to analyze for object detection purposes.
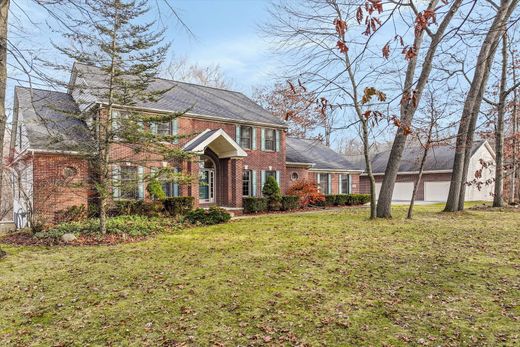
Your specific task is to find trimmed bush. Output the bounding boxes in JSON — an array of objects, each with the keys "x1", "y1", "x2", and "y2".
[
  {"x1": 324, "y1": 195, "x2": 336, "y2": 207},
  {"x1": 287, "y1": 179, "x2": 325, "y2": 208},
  {"x1": 38, "y1": 215, "x2": 179, "y2": 239},
  {"x1": 281, "y1": 195, "x2": 299, "y2": 211},
  {"x1": 163, "y1": 197, "x2": 194, "y2": 217},
  {"x1": 185, "y1": 206, "x2": 231, "y2": 225},
  {"x1": 346, "y1": 194, "x2": 371, "y2": 206},
  {"x1": 336, "y1": 194, "x2": 348, "y2": 206},
  {"x1": 262, "y1": 176, "x2": 282, "y2": 211},
  {"x1": 243, "y1": 197, "x2": 268, "y2": 214}
]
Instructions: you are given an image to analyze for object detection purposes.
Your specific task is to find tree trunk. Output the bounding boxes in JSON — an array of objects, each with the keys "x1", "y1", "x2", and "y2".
[
  {"x1": 493, "y1": 32, "x2": 508, "y2": 207},
  {"x1": 510, "y1": 48, "x2": 518, "y2": 204},
  {"x1": 0, "y1": 0, "x2": 9, "y2": 222},
  {"x1": 445, "y1": 0, "x2": 517, "y2": 212},
  {"x1": 376, "y1": 0, "x2": 461, "y2": 218},
  {"x1": 407, "y1": 145, "x2": 429, "y2": 219}
]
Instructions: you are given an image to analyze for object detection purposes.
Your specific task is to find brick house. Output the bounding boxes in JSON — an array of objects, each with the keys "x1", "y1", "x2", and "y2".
[
  {"x1": 358, "y1": 141, "x2": 496, "y2": 202},
  {"x1": 8, "y1": 63, "x2": 362, "y2": 227}
]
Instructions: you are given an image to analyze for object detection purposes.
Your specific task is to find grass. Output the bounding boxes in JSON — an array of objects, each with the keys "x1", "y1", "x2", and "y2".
[{"x1": 1, "y1": 204, "x2": 519, "y2": 346}]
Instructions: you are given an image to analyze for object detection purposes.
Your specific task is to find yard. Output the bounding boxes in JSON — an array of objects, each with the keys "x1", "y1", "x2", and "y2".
[{"x1": 1, "y1": 204, "x2": 519, "y2": 346}]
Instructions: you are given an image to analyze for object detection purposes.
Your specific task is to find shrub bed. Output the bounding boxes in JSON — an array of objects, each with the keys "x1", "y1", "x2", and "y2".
[
  {"x1": 243, "y1": 197, "x2": 268, "y2": 214},
  {"x1": 335, "y1": 194, "x2": 348, "y2": 206},
  {"x1": 314, "y1": 194, "x2": 371, "y2": 207},
  {"x1": 346, "y1": 194, "x2": 371, "y2": 206},
  {"x1": 281, "y1": 196, "x2": 299, "y2": 211},
  {"x1": 163, "y1": 197, "x2": 194, "y2": 217},
  {"x1": 36, "y1": 215, "x2": 180, "y2": 240},
  {"x1": 185, "y1": 206, "x2": 231, "y2": 225}
]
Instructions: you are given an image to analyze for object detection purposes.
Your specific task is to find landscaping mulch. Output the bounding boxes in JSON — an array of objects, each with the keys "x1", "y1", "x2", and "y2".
[{"x1": 0, "y1": 231, "x2": 149, "y2": 247}]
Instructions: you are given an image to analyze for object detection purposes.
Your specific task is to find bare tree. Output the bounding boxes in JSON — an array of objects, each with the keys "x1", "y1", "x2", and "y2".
[
  {"x1": 164, "y1": 56, "x2": 233, "y2": 89},
  {"x1": 407, "y1": 88, "x2": 453, "y2": 218},
  {"x1": 376, "y1": 0, "x2": 464, "y2": 218},
  {"x1": 264, "y1": 0, "x2": 401, "y2": 218},
  {"x1": 0, "y1": 0, "x2": 9, "y2": 226},
  {"x1": 253, "y1": 81, "x2": 323, "y2": 140},
  {"x1": 445, "y1": 0, "x2": 519, "y2": 212}
]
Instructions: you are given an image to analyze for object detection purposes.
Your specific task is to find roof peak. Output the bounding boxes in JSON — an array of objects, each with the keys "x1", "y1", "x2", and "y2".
[{"x1": 73, "y1": 61, "x2": 245, "y2": 95}]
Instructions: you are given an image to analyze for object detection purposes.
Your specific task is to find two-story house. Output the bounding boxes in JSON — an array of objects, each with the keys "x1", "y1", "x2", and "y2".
[{"x1": 8, "y1": 63, "x2": 362, "y2": 227}]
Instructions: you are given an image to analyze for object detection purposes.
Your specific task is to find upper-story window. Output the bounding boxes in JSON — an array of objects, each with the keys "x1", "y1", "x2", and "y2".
[
  {"x1": 151, "y1": 118, "x2": 179, "y2": 143},
  {"x1": 240, "y1": 126, "x2": 252, "y2": 149},
  {"x1": 156, "y1": 121, "x2": 172, "y2": 136},
  {"x1": 264, "y1": 129, "x2": 276, "y2": 151}
]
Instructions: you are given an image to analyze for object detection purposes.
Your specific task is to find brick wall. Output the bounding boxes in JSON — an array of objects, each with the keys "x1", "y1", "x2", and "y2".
[
  {"x1": 286, "y1": 170, "x2": 361, "y2": 194},
  {"x1": 32, "y1": 153, "x2": 90, "y2": 223},
  {"x1": 179, "y1": 116, "x2": 287, "y2": 196}
]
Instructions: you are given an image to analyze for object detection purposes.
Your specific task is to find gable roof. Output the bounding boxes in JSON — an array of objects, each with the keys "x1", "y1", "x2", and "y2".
[
  {"x1": 70, "y1": 63, "x2": 286, "y2": 128},
  {"x1": 286, "y1": 137, "x2": 362, "y2": 171},
  {"x1": 14, "y1": 86, "x2": 91, "y2": 153},
  {"x1": 368, "y1": 140, "x2": 491, "y2": 174}
]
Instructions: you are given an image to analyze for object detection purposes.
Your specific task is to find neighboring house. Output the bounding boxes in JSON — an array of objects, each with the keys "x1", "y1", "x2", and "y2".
[
  {"x1": 8, "y1": 63, "x2": 360, "y2": 227},
  {"x1": 359, "y1": 141, "x2": 496, "y2": 202}
]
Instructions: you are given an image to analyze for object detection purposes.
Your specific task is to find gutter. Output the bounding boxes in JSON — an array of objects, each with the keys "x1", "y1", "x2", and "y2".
[
  {"x1": 361, "y1": 169, "x2": 452, "y2": 176},
  {"x1": 286, "y1": 161, "x2": 315, "y2": 168},
  {"x1": 88, "y1": 102, "x2": 288, "y2": 130}
]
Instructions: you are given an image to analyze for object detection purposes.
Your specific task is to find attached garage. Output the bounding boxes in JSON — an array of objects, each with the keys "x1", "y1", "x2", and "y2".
[
  {"x1": 376, "y1": 181, "x2": 414, "y2": 201},
  {"x1": 424, "y1": 181, "x2": 451, "y2": 202},
  {"x1": 358, "y1": 140, "x2": 496, "y2": 202}
]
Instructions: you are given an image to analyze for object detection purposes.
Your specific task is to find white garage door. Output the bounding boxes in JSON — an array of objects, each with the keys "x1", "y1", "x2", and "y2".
[
  {"x1": 424, "y1": 181, "x2": 450, "y2": 202},
  {"x1": 375, "y1": 182, "x2": 415, "y2": 201}
]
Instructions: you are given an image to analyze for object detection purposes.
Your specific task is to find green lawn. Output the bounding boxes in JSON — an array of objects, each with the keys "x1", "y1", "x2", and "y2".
[{"x1": 1, "y1": 204, "x2": 519, "y2": 346}]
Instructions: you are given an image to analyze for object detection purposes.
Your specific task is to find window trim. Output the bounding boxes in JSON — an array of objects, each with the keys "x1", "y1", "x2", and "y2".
[
  {"x1": 240, "y1": 126, "x2": 253, "y2": 150},
  {"x1": 264, "y1": 128, "x2": 276, "y2": 152},
  {"x1": 119, "y1": 166, "x2": 139, "y2": 200},
  {"x1": 242, "y1": 169, "x2": 252, "y2": 196}
]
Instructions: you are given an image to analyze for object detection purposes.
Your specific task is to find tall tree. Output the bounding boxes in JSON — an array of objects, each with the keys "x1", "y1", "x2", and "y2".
[
  {"x1": 376, "y1": 0, "x2": 463, "y2": 218},
  {"x1": 445, "y1": 0, "x2": 518, "y2": 212},
  {"x1": 0, "y1": 0, "x2": 9, "y2": 257},
  {"x1": 0, "y1": 0, "x2": 9, "y2": 222},
  {"x1": 49, "y1": 0, "x2": 190, "y2": 233}
]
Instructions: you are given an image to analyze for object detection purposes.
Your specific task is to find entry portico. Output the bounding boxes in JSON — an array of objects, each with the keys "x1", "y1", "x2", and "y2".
[{"x1": 183, "y1": 129, "x2": 247, "y2": 208}]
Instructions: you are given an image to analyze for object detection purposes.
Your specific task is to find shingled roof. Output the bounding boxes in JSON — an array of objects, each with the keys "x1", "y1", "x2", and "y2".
[
  {"x1": 368, "y1": 141, "x2": 491, "y2": 174},
  {"x1": 14, "y1": 87, "x2": 91, "y2": 152},
  {"x1": 286, "y1": 137, "x2": 362, "y2": 171},
  {"x1": 70, "y1": 63, "x2": 286, "y2": 127}
]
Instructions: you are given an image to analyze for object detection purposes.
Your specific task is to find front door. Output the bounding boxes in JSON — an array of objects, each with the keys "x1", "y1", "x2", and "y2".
[{"x1": 199, "y1": 168, "x2": 215, "y2": 203}]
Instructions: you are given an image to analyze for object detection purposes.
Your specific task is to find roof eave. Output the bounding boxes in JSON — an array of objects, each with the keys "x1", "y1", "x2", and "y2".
[{"x1": 96, "y1": 103, "x2": 288, "y2": 129}]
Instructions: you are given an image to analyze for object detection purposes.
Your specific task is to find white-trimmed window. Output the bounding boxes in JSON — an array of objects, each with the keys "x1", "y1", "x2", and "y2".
[
  {"x1": 243, "y1": 170, "x2": 252, "y2": 196},
  {"x1": 264, "y1": 129, "x2": 276, "y2": 151},
  {"x1": 340, "y1": 174, "x2": 351, "y2": 194},
  {"x1": 240, "y1": 126, "x2": 253, "y2": 149},
  {"x1": 151, "y1": 118, "x2": 179, "y2": 143},
  {"x1": 317, "y1": 173, "x2": 331, "y2": 194},
  {"x1": 120, "y1": 166, "x2": 139, "y2": 199}
]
